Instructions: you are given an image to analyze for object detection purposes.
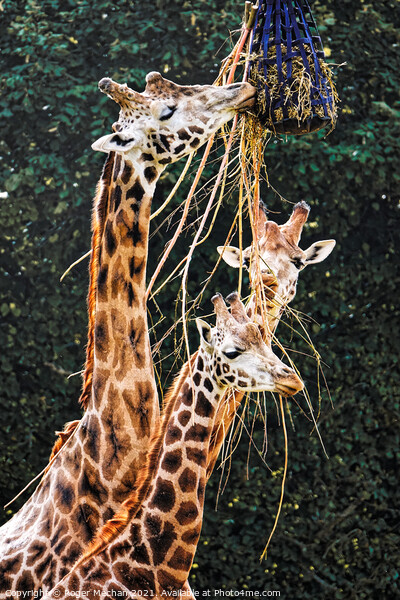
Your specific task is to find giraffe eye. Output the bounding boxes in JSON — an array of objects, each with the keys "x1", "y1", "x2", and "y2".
[
  {"x1": 223, "y1": 349, "x2": 243, "y2": 360},
  {"x1": 159, "y1": 106, "x2": 177, "y2": 121},
  {"x1": 291, "y1": 257, "x2": 304, "y2": 270}
]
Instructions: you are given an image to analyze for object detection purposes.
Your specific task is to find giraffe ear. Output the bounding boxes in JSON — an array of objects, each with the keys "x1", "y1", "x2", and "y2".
[
  {"x1": 196, "y1": 318, "x2": 213, "y2": 353},
  {"x1": 303, "y1": 240, "x2": 336, "y2": 266},
  {"x1": 92, "y1": 133, "x2": 138, "y2": 153},
  {"x1": 217, "y1": 246, "x2": 242, "y2": 269}
]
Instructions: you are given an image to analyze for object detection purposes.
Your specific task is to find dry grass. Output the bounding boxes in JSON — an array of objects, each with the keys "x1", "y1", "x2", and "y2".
[
  {"x1": 249, "y1": 45, "x2": 339, "y2": 134},
  {"x1": 53, "y1": 21, "x2": 332, "y2": 557}
]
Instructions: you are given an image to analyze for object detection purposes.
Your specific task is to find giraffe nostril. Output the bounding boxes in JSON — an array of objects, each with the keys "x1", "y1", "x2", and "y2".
[{"x1": 281, "y1": 367, "x2": 292, "y2": 375}]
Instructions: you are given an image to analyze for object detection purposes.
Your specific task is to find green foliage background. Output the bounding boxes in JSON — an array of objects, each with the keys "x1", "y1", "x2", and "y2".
[{"x1": 0, "y1": 0, "x2": 399, "y2": 597}]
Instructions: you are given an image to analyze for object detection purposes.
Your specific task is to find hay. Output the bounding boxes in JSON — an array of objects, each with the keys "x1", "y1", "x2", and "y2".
[
  {"x1": 249, "y1": 45, "x2": 339, "y2": 134},
  {"x1": 247, "y1": 0, "x2": 340, "y2": 136}
]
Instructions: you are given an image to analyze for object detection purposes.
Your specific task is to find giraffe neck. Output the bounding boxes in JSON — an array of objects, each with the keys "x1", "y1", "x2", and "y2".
[
  {"x1": 124, "y1": 349, "x2": 221, "y2": 593},
  {"x1": 82, "y1": 153, "x2": 163, "y2": 495},
  {"x1": 50, "y1": 350, "x2": 223, "y2": 596},
  {"x1": 79, "y1": 152, "x2": 116, "y2": 411},
  {"x1": 0, "y1": 154, "x2": 166, "y2": 594},
  {"x1": 206, "y1": 289, "x2": 282, "y2": 479},
  {"x1": 92, "y1": 151, "x2": 162, "y2": 404}
]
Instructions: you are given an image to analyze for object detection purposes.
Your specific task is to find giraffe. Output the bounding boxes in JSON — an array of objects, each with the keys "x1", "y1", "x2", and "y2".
[
  {"x1": 207, "y1": 201, "x2": 336, "y2": 476},
  {"x1": 51, "y1": 203, "x2": 327, "y2": 477},
  {"x1": 44, "y1": 293, "x2": 303, "y2": 598},
  {"x1": 0, "y1": 72, "x2": 256, "y2": 594},
  {"x1": 59, "y1": 202, "x2": 333, "y2": 595},
  {"x1": 218, "y1": 200, "x2": 336, "y2": 334}
]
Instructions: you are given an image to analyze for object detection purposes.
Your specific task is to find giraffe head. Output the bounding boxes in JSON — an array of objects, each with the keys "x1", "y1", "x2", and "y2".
[
  {"x1": 218, "y1": 201, "x2": 336, "y2": 305},
  {"x1": 92, "y1": 72, "x2": 255, "y2": 165},
  {"x1": 196, "y1": 293, "x2": 303, "y2": 396}
]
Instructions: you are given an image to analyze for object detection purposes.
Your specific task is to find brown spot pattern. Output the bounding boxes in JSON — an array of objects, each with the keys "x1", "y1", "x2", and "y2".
[
  {"x1": 194, "y1": 391, "x2": 214, "y2": 418},
  {"x1": 167, "y1": 546, "x2": 193, "y2": 571},
  {"x1": 175, "y1": 501, "x2": 199, "y2": 525},
  {"x1": 178, "y1": 467, "x2": 197, "y2": 493},
  {"x1": 114, "y1": 562, "x2": 155, "y2": 592},
  {"x1": 165, "y1": 424, "x2": 182, "y2": 445},
  {"x1": 94, "y1": 312, "x2": 109, "y2": 360},
  {"x1": 186, "y1": 447, "x2": 206, "y2": 466},
  {"x1": 148, "y1": 521, "x2": 177, "y2": 566},
  {"x1": 158, "y1": 569, "x2": 183, "y2": 592},
  {"x1": 181, "y1": 525, "x2": 202, "y2": 545},
  {"x1": 149, "y1": 477, "x2": 176, "y2": 513},
  {"x1": 78, "y1": 459, "x2": 109, "y2": 504},
  {"x1": 178, "y1": 410, "x2": 191, "y2": 427},
  {"x1": 161, "y1": 449, "x2": 183, "y2": 474},
  {"x1": 185, "y1": 423, "x2": 209, "y2": 443},
  {"x1": 83, "y1": 414, "x2": 100, "y2": 463}
]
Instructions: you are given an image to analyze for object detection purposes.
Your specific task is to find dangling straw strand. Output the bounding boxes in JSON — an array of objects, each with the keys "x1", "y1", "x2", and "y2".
[
  {"x1": 59, "y1": 249, "x2": 92, "y2": 282},
  {"x1": 146, "y1": 2, "x2": 258, "y2": 300},
  {"x1": 145, "y1": 134, "x2": 215, "y2": 300},
  {"x1": 260, "y1": 394, "x2": 288, "y2": 561},
  {"x1": 150, "y1": 152, "x2": 193, "y2": 221}
]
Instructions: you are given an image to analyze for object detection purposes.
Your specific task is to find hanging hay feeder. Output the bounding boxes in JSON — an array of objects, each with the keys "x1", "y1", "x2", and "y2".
[{"x1": 248, "y1": 0, "x2": 338, "y2": 135}]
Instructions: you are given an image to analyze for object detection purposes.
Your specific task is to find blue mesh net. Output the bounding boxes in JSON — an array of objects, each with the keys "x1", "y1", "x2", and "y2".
[{"x1": 248, "y1": 0, "x2": 338, "y2": 135}]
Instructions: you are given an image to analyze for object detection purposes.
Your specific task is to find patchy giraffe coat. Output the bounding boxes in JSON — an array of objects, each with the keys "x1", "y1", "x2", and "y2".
[{"x1": 0, "y1": 73, "x2": 255, "y2": 594}]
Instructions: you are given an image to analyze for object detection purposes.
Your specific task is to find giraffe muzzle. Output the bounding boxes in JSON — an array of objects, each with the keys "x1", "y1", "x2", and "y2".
[
  {"x1": 235, "y1": 86, "x2": 257, "y2": 112},
  {"x1": 275, "y1": 376, "x2": 304, "y2": 397}
]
